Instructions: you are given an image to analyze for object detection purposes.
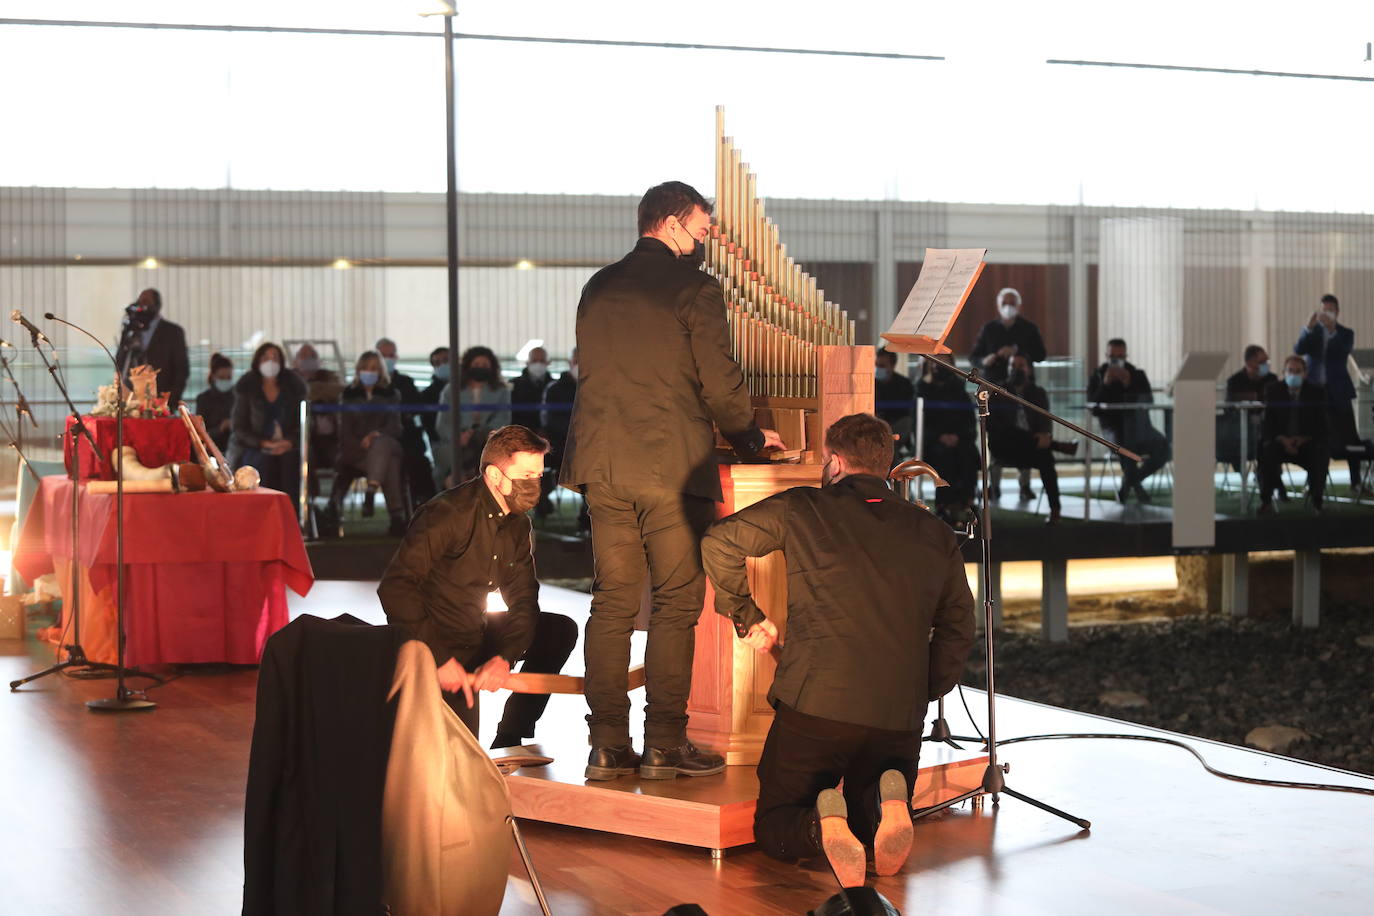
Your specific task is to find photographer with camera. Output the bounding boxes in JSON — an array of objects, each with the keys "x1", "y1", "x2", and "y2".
[{"x1": 113, "y1": 288, "x2": 190, "y2": 408}]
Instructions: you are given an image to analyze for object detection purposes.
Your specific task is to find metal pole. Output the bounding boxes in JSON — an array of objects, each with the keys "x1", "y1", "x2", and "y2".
[{"x1": 443, "y1": 12, "x2": 461, "y2": 485}]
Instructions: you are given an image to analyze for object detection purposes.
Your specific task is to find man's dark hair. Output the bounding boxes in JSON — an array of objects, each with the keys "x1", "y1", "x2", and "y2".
[
  {"x1": 637, "y1": 181, "x2": 713, "y2": 236},
  {"x1": 1243, "y1": 344, "x2": 1265, "y2": 363},
  {"x1": 1284, "y1": 354, "x2": 1306, "y2": 373},
  {"x1": 480, "y1": 425, "x2": 550, "y2": 471},
  {"x1": 429, "y1": 346, "x2": 450, "y2": 361},
  {"x1": 824, "y1": 413, "x2": 894, "y2": 476},
  {"x1": 875, "y1": 347, "x2": 898, "y2": 368},
  {"x1": 1321, "y1": 293, "x2": 1339, "y2": 309},
  {"x1": 1106, "y1": 338, "x2": 1127, "y2": 351}
]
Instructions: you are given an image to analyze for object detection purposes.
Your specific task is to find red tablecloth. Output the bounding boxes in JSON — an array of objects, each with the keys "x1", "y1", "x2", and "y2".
[
  {"x1": 64, "y1": 415, "x2": 192, "y2": 480},
  {"x1": 13, "y1": 476, "x2": 314, "y2": 667}
]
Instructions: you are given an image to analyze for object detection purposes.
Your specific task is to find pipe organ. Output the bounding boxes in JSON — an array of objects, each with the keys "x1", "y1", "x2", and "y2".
[{"x1": 688, "y1": 108, "x2": 875, "y2": 763}]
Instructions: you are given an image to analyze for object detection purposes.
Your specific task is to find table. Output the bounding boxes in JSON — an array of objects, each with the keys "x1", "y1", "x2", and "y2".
[{"x1": 13, "y1": 476, "x2": 314, "y2": 668}]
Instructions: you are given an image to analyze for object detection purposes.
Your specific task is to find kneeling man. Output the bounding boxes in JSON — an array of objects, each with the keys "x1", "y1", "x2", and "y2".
[
  {"x1": 701, "y1": 413, "x2": 975, "y2": 885},
  {"x1": 379, "y1": 425, "x2": 577, "y2": 748}
]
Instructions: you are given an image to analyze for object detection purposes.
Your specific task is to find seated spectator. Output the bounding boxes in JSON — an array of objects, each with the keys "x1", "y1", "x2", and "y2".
[
  {"x1": 194, "y1": 352, "x2": 235, "y2": 454},
  {"x1": 511, "y1": 346, "x2": 551, "y2": 432},
  {"x1": 1087, "y1": 337, "x2": 1171, "y2": 503},
  {"x1": 1257, "y1": 355, "x2": 1329, "y2": 515},
  {"x1": 292, "y1": 343, "x2": 344, "y2": 496},
  {"x1": 541, "y1": 348, "x2": 581, "y2": 523},
  {"x1": 915, "y1": 359, "x2": 979, "y2": 524},
  {"x1": 332, "y1": 351, "x2": 408, "y2": 536},
  {"x1": 231, "y1": 342, "x2": 306, "y2": 498},
  {"x1": 1219, "y1": 344, "x2": 1269, "y2": 473},
  {"x1": 989, "y1": 355, "x2": 1073, "y2": 524},
  {"x1": 419, "y1": 346, "x2": 450, "y2": 454},
  {"x1": 874, "y1": 348, "x2": 916, "y2": 454},
  {"x1": 376, "y1": 336, "x2": 436, "y2": 509},
  {"x1": 437, "y1": 346, "x2": 511, "y2": 488}
]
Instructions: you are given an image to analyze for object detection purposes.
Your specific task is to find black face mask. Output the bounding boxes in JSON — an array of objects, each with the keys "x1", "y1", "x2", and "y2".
[
  {"x1": 467, "y1": 365, "x2": 493, "y2": 384},
  {"x1": 671, "y1": 221, "x2": 706, "y2": 266},
  {"x1": 504, "y1": 476, "x2": 541, "y2": 514}
]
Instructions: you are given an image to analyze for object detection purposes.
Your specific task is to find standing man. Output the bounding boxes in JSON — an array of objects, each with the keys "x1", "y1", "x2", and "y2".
[
  {"x1": 511, "y1": 346, "x2": 551, "y2": 433},
  {"x1": 701, "y1": 413, "x2": 975, "y2": 885},
  {"x1": 874, "y1": 348, "x2": 916, "y2": 455},
  {"x1": 114, "y1": 288, "x2": 190, "y2": 408},
  {"x1": 379, "y1": 425, "x2": 577, "y2": 747},
  {"x1": 968, "y1": 288, "x2": 1047, "y2": 384},
  {"x1": 561, "y1": 181, "x2": 782, "y2": 781},
  {"x1": 1295, "y1": 295, "x2": 1362, "y2": 494}
]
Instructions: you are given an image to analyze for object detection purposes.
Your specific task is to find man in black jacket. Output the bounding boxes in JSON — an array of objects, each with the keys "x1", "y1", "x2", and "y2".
[
  {"x1": 874, "y1": 348, "x2": 916, "y2": 455},
  {"x1": 701, "y1": 413, "x2": 975, "y2": 884},
  {"x1": 1087, "y1": 338, "x2": 1171, "y2": 503},
  {"x1": 561, "y1": 181, "x2": 782, "y2": 781},
  {"x1": 1257, "y1": 355, "x2": 1330, "y2": 515},
  {"x1": 916, "y1": 359, "x2": 978, "y2": 522},
  {"x1": 968, "y1": 288, "x2": 1046, "y2": 385},
  {"x1": 114, "y1": 288, "x2": 190, "y2": 408},
  {"x1": 989, "y1": 355, "x2": 1072, "y2": 524},
  {"x1": 377, "y1": 337, "x2": 436, "y2": 509},
  {"x1": 511, "y1": 346, "x2": 551, "y2": 432},
  {"x1": 379, "y1": 425, "x2": 577, "y2": 746}
]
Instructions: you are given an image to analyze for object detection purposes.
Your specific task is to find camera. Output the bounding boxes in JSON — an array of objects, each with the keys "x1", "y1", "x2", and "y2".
[{"x1": 124, "y1": 301, "x2": 154, "y2": 333}]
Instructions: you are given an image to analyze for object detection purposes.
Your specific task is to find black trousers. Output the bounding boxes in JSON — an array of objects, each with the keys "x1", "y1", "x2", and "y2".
[
  {"x1": 754, "y1": 703, "x2": 921, "y2": 862},
  {"x1": 923, "y1": 439, "x2": 980, "y2": 506},
  {"x1": 989, "y1": 429, "x2": 1061, "y2": 510},
  {"x1": 1327, "y1": 401, "x2": 1364, "y2": 482},
  {"x1": 1116, "y1": 427, "x2": 1171, "y2": 488},
  {"x1": 441, "y1": 611, "x2": 579, "y2": 740},
  {"x1": 1258, "y1": 439, "x2": 1329, "y2": 506},
  {"x1": 582, "y1": 483, "x2": 717, "y2": 748}
]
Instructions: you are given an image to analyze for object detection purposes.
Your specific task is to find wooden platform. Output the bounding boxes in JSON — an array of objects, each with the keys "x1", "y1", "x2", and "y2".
[{"x1": 504, "y1": 737, "x2": 988, "y2": 852}]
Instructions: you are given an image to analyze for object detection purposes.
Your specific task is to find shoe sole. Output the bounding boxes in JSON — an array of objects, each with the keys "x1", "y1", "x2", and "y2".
[
  {"x1": 638, "y1": 761, "x2": 726, "y2": 780},
  {"x1": 584, "y1": 764, "x2": 638, "y2": 781},
  {"x1": 873, "y1": 770, "x2": 913, "y2": 877},
  {"x1": 816, "y1": 789, "x2": 866, "y2": 888}
]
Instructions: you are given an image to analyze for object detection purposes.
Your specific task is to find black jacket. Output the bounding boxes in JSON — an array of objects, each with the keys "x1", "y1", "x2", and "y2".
[
  {"x1": 510, "y1": 369, "x2": 549, "y2": 431},
  {"x1": 1225, "y1": 368, "x2": 1269, "y2": 404},
  {"x1": 1087, "y1": 360, "x2": 1158, "y2": 443},
  {"x1": 968, "y1": 317, "x2": 1046, "y2": 383},
  {"x1": 230, "y1": 369, "x2": 307, "y2": 452},
  {"x1": 419, "y1": 378, "x2": 445, "y2": 444},
  {"x1": 560, "y1": 237, "x2": 764, "y2": 502},
  {"x1": 377, "y1": 477, "x2": 538, "y2": 668},
  {"x1": 701, "y1": 474, "x2": 975, "y2": 732},
  {"x1": 242, "y1": 614, "x2": 405, "y2": 916},
  {"x1": 916, "y1": 375, "x2": 975, "y2": 443},
  {"x1": 874, "y1": 371, "x2": 915, "y2": 426},
  {"x1": 989, "y1": 380, "x2": 1052, "y2": 438},
  {"x1": 542, "y1": 372, "x2": 577, "y2": 460},
  {"x1": 1261, "y1": 379, "x2": 1329, "y2": 442},
  {"x1": 194, "y1": 385, "x2": 235, "y2": 453},
  {"x1": 336, "y1": 383, "x2": 402, "y2": 469},
  {"x1": 116, "y1": 317, "x2": 190, "y2": 408}
]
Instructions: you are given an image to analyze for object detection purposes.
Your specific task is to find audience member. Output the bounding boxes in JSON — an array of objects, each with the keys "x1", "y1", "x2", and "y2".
[
  {"x1": 292, "y1": 343, "x2": 345, "y2": 497},
  {"x1": 989, "y1": 355, "x2": 1074, "y2": 524},
  {"x1": 440, "y1": 346, "x2": 511, "y2": 485},
  {"x1": 377, "y1": 337, "x2": 437, "y2": 508},
  {"x1": 1088, "y1": 338, "x2": 1171, "y2": 503},
  {"x1": 419, "y1": 346, "x2": 450, "y2": 452},
  {"x1": 194, "y1": 352, "x2": 236, "y2": 454},
  {"x1": 1258, "y1": 355, "x2": 1329, "y2": 515},
  {"x1": 541, "y1": 348, "x2": 581, "y2": 523},
  {"x1": 231, "y1": 342, "x2": 306, "y2": 498},
  {"x1": 333, "y1": 351, "x2": 408, "y2": 537},
  {"x1": 874, "y1": 348, "x2": 915, "y2": 453},
  {"x1": 511, "y1": 346, "x2": 551, "y2": 432},
  {"x1": 1219, "y1": 344, "x2": 1269, "y2": 472},
  {"x1": 114, "y1": 288, "x2": 190, "y2": 408},
  {"x1": 968, "y1": 288, "x2": 1047, "y2": 384},
  {"x1": 1294, "y1": 294, "x2": 1365, "y2": 495},
  {"x1": 915, "y1": 359, "x2": 978, "y2": 523}
]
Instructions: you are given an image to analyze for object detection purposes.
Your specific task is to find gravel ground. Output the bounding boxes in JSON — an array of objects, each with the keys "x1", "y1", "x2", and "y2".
[{"x1": 963, "y1": 606, "x2": 1374, "y2": 776}]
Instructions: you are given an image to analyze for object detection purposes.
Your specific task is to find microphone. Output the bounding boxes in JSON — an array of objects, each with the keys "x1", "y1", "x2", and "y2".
[{"x1": 10, "y1": 310, "x2": 49, "y2": 344}]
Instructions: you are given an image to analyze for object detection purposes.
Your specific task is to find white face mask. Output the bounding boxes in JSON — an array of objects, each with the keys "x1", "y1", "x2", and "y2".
[
  {"x1": 258, "y1": 360, "x2": 281, "y2": 379},
  {"x1": 999, "y1": 304, "x2": 1019, "y2": 320},
  {"x1": 527, "y1": 361, "x2": 548, "y2": 380}
]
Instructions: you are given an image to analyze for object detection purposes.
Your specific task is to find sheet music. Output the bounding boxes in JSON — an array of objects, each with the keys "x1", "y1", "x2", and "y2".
[{"x1": 886, "y1": 248, "x2": 987, "y2": 340}]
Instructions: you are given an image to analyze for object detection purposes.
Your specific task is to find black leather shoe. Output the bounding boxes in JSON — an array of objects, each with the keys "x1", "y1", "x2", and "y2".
[
  {"x1": 585, "y1": 745, "x2": 640, "y2": 780},
  {"x1": 1134, "y1": 484, "x2": 1152, "y2": 504},
  {"x1": 639, "y1": 741, "x2": 725, "y2": 779}
]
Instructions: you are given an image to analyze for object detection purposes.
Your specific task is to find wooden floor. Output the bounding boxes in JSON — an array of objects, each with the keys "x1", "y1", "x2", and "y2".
[{"x1": 4, "y1": 590, "x2": 1374, "y2": 915}]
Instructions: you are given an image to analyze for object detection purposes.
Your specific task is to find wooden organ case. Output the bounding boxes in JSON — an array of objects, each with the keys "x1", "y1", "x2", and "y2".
[{"x1": 687, "y1": 108, "x2": 874, "y2": 764}]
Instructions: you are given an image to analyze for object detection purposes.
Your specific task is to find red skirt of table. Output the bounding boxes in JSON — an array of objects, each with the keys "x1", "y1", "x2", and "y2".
[{"x1": 12, "y1": 476, "x2": 314, "y2": 667}]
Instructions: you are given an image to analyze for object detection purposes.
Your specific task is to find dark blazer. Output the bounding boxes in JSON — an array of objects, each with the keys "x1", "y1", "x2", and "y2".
[
  {"x1": 874, "y1": 371, "x2": 915, "y2": 426},
  {"x1": 916, "y1": 375, "x2": 975, "y2": 443},
  {"x1": 988, "y1": 380, "x2": 1052, "y2": 438},
  {"x1": 560, "y1": 237, "x2": 764, "y2": 501},
  {"x1": 230, "y1": 369, "x2": 307, "y2": 453},
  {"x1": 510, "y1": 368, "x2": 548, "y2": 431},
  {"x1": 1087, "y1": 360, "x2": 1157, "y2": 443},
  {"x1": 1261, "y1": 379, "x2": 1329, "y2": 442},
  {"x1": 1294, "y1": 322, "x2": 1355, "y2": 402},
  {"x1": 968, "y1": 317, "x2": 1047, "y2": 383},
  {"x1": 116, "y1": 317, "x2": 190, "y2": 408},
  {"x1": 701, "y1": 474, "x2": 975, "y2": 732},
  {"x1": 336, "y1": 383, "x2": 403, "y2": 469}
]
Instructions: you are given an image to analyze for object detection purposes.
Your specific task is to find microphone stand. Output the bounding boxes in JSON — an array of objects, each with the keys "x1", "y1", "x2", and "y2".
[
  {"x1": 0, "y1": 343, "x2": 42, "y2": 488},
  {"x1": 7, "y1": 316, "x2": 159, "y2": 708},
  {"x1": 908, "y1": 357, "x2": 1142, "y2": 831}
]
